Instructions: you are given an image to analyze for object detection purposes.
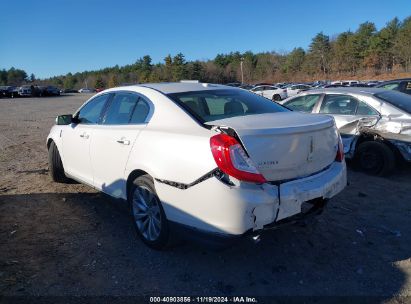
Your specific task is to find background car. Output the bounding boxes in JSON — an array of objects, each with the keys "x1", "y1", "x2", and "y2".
[
  {"x1": 350, "y1": 83, "x2": 371, "y2": 87},
  {"x1": 44, "y1": 86, "x2": 61, "y2": 96},
  {"x1": 331, "y1": 80, "x2": 359, "y2": 86},
  {"x1": 78, "y1": 88, "x2": 96, "y2": 93},
  {"x1": 63, "y1": 89, "x2": 79, "y2": 93},
  {"x1": 0, "y1": 86, "x2": 7, "y2": 97},
  {"x1": 18, "y1": 85, "x2": 32, "y2": 97},
  {"x1": 238, "y1": 84, "x2": 254, "y2": 90},
  {"x1": 6, "y1": 86, "x2": 20, "y2": 98},
  {"x1": 282, "y1": 88, "x2": 411, "y2": 175},
  {"x1": 376, "y1": 78, "x2": 411, "y2": 95},
  {"x1": 250, "y1": 85, "x2": 287, "y2": 101},
  {"x1": 225, "y1": 82, "x2": 242, "y2": 87},
  {"x1": 286, "y1": 84, "x2": 311, "y2": 97}
]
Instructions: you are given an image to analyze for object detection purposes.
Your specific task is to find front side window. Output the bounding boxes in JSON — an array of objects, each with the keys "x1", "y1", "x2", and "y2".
[
  {"x1": 77, "y1": 94, "x2": 110, "y2": 124},
  {"x1": 283, "y1": 94, "x2": 321, "y2": 113},
  {"x1": 168, "y1": 89, "x2": 288, "y2": 123},
  {"x1": 103, "y1": 93, "x2": 149, "y2": 125},
  {"x1": 319, "y1": 94, "x2": 359, "y2": 115}
]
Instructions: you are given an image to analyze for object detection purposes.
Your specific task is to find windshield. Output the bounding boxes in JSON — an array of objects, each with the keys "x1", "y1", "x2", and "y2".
[
  {"x1": 167, "y1": 89, "x2": 288, "y2": 123},
  {"x1": 375, "y1": 90, "x2": 411, "y2": 114}
]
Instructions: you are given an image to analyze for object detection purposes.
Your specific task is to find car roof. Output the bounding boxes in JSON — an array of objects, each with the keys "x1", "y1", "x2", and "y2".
[
  {"x1": 378, "y1": 78, "x2": 411, "y2": 84},
  {"x1": 300, "y1": 87, "x2": 390, "y2": 97},
  {"x1": 253, "y1": 85, "x2": 276, "y2": 88},
  {"x1": 124, "y1": 82, "x2": 229, "y2": 94}
]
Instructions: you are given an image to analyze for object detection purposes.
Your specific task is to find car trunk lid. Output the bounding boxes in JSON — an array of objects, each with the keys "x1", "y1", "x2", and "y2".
[{"x1": 206, "y1": 112, "x2": 339, "y2": 181}]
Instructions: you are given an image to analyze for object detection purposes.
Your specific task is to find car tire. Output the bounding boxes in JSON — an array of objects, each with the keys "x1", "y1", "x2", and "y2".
[
  {"x1": 48, "y1": 141, "x2": 69, "y2": 183},
  {"x1": 272, "y1": 94, "x2": 281, "y2": 101},
  {"x1": 355, "y1": 141, "x2": 396, "y2": 176},
  {"x1": 129, "y1": 175, "x2": 170, "y2": 250}
]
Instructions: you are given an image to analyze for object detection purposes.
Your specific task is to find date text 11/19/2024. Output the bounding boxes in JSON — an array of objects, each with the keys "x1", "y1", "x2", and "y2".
[{"x1": 150, "y1": 296, "x2": 258, "y2": 303}]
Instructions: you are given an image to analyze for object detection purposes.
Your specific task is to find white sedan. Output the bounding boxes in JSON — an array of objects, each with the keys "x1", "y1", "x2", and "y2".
[
  {"x1": 286, "y1": 84, "x2": 311, "y2": 97},
  {"x1": 250, "y1": 85, "x2": 288, "y2": 101},
  {"x1": 47, "y1": 82, "x2": 346, "y2": 249}
]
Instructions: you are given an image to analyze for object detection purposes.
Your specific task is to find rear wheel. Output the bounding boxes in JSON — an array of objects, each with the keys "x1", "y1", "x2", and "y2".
[
  {"x1": 355, "y1": 141, "x2": 396, "y2": 176},
  {"x1": 129, "y1": 175, "x2": 170, "y2": 250},
  {"x1": 48, "y1": 141, "x2": 69, "y2": 183},
  {"x1": 272, "y1": 94, "x2": 281, "y2": 101}
]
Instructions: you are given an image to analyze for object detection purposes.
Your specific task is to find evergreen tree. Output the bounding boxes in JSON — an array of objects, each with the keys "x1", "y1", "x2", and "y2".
[
  {"x1": 108, "y1": 74, "x2": 119, "y2": 88},
  {"x1": 308, "y1": 32, "x2": 331, "y2": 75}
]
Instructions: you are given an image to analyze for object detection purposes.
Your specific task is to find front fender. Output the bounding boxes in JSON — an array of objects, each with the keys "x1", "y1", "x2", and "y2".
[{"x1": 46, "y1": 125, "x2": 65, "y2": 162}]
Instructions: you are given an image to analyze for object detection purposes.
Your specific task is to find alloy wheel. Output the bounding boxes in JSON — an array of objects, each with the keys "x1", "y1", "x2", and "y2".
[{"x1": 132, "y1": 186, "x2": 162, "y2": 241}]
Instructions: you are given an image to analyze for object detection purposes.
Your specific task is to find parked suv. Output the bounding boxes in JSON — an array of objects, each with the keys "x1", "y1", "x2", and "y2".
[
  {"x1": 47, "y1": 82, "x2": 346, "y2": 249},
  {"x1": 18, "y1": 85, "x2": 32, "y2": 97},
  {"x1": 44, "y1": 86, "x2": 61, "y2": 96}
]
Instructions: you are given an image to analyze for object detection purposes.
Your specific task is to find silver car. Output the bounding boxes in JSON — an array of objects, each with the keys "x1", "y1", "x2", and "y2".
[{"x1": 282, "y1": 88, "x2": 411, "y2": 175}]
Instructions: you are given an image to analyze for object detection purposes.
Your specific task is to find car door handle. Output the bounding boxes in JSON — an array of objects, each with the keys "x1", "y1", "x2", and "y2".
[
  {"x1": 79, "y1": 133, "x2": 89, "y2": 139},
  {"x1": 117, "y1": 139, "x2": 130, "y2": 145}
]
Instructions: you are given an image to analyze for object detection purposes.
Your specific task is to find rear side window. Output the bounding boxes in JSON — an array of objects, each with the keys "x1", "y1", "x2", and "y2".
[
  {"x1": 356, "y1": 101, "x2": 379, "y2": 115},
  {"x1": 103, "y1": 93, "x2": 149, "y2": 125},
  {"x1": 375, "y1": 90, "x2": 411, "y2": 114},
  {"x1": 130, "y1": 100, "x2": 150, "y2": 123},
  {"x1": 78, "y1": 94, "x2": 110, "y2": 124},
  {"x1": 283, "y1": 94, "x2": 321, "y2": 112},
  {"x1": 319, "y1": 94, "x2": 359, "y2": 115},
  {"x1": 168, "y1": 89, "x2": 288, "y2": 123}
]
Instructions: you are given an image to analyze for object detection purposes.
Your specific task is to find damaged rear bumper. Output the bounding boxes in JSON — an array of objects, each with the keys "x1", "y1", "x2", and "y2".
[
  {"x1": 274, "y1": 161, "x2": 346, "y2": 222},
  {"x1": 170, "y1": 198, "x2": 328, "y2": 248},
  {"x1": 251, "y1": 161, "x2": 346, "y2": 231},
  {"x1": 157, "y1": 161, "x2": 346, "y2": 244}
]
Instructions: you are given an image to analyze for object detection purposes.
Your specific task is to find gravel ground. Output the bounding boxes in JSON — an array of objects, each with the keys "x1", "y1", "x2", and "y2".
[{"x1": 0, "y1": 94, "x2": 410, "y2": 300}]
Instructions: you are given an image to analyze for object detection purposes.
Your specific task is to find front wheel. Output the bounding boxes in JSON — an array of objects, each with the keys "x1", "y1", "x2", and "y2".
[
  {"x1": 129, "y1": 175, "x2": 170, "y2": 250},
  {"x1": 355, "y1": 141, "x2": 396, "y2": 176},
  {"x1": 48, "y1": 141, "x2": 69, "y2": 183}
]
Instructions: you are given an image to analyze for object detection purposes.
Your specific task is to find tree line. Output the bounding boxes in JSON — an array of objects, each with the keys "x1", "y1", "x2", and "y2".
[
  {"x1": 0, "y1": 68, "x2": 35, "y2": 86},
  {"x1": 2, "y1": 16, "x2": 411, "y2": 89}
]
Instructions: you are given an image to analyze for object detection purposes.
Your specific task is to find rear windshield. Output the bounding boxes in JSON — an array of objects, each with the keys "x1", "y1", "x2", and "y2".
[
  {"x1": 167, "y1": 89, "x2": 288, "y2": 123},
  {"x1": 375, "y1": 90, "x2": 411, "y2": 114}
]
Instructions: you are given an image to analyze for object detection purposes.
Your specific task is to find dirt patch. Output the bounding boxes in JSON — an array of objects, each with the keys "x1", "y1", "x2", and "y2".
[{"x1": 0, "y1": 95, "x2": 410, "y2": 299}]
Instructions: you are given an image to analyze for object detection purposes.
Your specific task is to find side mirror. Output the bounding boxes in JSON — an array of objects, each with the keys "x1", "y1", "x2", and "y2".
[{"x1": 56, "y1": 114, "x2": 73, "y2": 125}]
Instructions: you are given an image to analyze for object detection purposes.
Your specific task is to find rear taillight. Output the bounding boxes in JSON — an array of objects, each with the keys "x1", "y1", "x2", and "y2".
[
  {"x1": 335, "y1": 136, "x2": 344, "y2": 162},
  {"x1": 210, "y1": 133, "x2": 267, "y2": 183}
]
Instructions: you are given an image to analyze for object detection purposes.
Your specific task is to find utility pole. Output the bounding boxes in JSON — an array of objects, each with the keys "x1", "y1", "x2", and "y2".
[{"x1": 240, "y1": 57, "x2": 244, "y2": 84}]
